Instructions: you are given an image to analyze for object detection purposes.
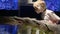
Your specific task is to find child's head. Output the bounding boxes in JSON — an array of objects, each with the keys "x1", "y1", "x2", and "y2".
[{"x1": 33, "y1": 0, "x2": 46, "y2": 14}]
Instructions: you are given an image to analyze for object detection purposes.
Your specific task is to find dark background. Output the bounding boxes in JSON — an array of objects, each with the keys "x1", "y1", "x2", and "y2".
[
  {"x1": 20, "y1": 6, "x2": 60, "y2": 20},
  {"x1": 0, "y1": 10, "x2": 19, "y2": 16}
]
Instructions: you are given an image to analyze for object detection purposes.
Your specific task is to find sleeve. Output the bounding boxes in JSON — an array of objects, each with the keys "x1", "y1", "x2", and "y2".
[
  {"x1": 43, "y1": 10, "x2": 53, "y2": 20},
  {"x1": 51, "y1": 12, "x2": 60, "y2": 20},
  {"x1": 48, "y1": 11, "x2": 60, "y2": 20}
]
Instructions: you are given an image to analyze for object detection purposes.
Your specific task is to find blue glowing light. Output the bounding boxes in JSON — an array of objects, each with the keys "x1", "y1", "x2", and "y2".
[
  {"x1": 44, "y1": 0, "x2": 60, "y2": 11},
  {"x1": 0, "y1": 0, "x2": 18, "y2": 10}
]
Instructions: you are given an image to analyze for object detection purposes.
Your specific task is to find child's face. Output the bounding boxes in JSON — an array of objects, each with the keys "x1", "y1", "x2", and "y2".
[{"x1": 34, "y1": 1, "x2": 46, "y2": 14}]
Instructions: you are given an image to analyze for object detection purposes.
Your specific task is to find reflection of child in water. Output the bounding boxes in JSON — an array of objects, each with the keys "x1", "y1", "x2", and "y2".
[{"x1": 33, "y1": 0, "x2": 60, "y2": 24}]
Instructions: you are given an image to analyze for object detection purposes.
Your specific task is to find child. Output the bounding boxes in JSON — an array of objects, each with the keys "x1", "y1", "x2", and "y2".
[{"x1": 33, "y1": 0, "x2": 60, "y2": 24}]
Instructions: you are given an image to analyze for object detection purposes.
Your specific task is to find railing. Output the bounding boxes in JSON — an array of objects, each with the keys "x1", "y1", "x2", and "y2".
[
  {"x1": 0, "y1": 16, "x2": 56, "y2": 34},
  {"x1": 14, "y1": 16, "x2": 54, "y2": 34}
]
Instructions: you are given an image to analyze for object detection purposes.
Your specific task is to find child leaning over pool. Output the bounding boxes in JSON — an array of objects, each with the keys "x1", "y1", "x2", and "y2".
[{"x1": 33, "y1": 0, "x2": 60, "y2": 24}]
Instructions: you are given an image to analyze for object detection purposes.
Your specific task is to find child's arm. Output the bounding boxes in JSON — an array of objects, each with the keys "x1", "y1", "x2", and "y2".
[{"x1": 48, "y1": 12, "x2": 60, "y2": 23}]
